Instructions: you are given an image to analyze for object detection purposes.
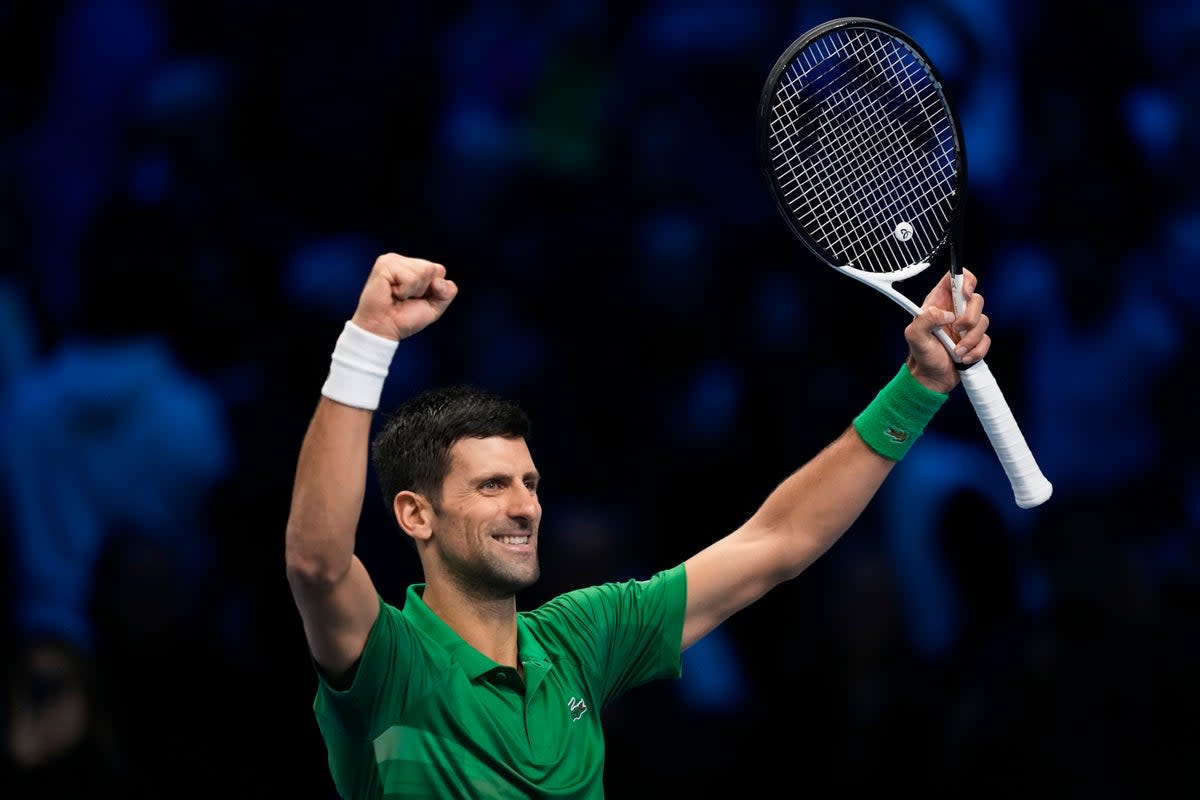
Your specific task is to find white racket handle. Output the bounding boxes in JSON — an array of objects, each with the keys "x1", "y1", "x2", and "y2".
[
  {"x1": 956, "y1": 360, "x2": 1053, "y2": 508},
  {"x1": 945, "y1": 271, "x2": 1050, "y2": 507},
  {"x1": 848, "y1": 270, "x2": 1053, "y2": 508}
]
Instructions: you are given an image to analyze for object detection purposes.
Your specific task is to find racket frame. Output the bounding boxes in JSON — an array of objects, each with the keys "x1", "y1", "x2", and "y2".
[{"x1": 756, "y1": 16, "x2": 1053, "y2": 509}]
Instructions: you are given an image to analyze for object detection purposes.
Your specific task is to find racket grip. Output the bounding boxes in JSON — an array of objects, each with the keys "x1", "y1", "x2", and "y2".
[
  {"x1": 950, "y1": 271, "x2": 966, "y2": 317},
  {"x1": 958, "y1": 360, "x2": 1053, "y2": 508}
]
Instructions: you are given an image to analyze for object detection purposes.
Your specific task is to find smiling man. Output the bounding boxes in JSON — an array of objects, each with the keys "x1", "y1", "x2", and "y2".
[{"x1": 284, "y1": 252, "x2": 991, "y2": 798}]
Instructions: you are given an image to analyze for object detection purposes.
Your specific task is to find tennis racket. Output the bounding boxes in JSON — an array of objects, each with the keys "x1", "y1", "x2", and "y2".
[{"x1": 757, "y1": 16, "x2": 1052, "y2": 509}]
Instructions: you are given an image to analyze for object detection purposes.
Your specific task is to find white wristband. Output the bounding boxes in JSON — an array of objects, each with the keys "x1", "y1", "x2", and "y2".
[{"x1": 320, "y1": 320, "x2": 399, "y2": 410}]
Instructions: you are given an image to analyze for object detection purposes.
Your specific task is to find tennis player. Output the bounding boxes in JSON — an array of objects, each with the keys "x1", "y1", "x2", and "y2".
[{"x1": 285, "y1": 252, "x2": 990, "y2": 798}]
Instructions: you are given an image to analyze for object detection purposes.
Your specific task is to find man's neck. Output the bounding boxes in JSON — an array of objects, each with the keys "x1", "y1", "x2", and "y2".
[{"x1": 422, "y1": 581, "x2": 520, "y2": 669}]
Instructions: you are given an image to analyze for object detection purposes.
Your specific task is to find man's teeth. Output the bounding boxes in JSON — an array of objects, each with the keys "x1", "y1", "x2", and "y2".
[{"x1": 498, "y1": 535, "x2": 530, "y2": 545}]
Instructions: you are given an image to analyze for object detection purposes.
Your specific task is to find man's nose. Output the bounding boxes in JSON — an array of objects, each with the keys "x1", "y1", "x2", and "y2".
[{"x1": 507, "y1": 486, "x2": 539, "y2": 519}]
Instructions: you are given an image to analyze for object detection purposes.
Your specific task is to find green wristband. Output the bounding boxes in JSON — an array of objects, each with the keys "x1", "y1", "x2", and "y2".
[{"x1": 853, "y1": 364, "x2": 949, "y2": 460}]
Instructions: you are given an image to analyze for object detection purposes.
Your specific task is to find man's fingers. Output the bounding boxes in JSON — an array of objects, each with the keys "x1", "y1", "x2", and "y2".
[
  {"x1": 373, "y1": 254, "x2": 446, "y2": 300},
  {"x1": 919, "y1": 305, "x2": 955, "y2": 332},
  {"x1": 961, "y1": 268, "x2": 978, "y2": 297},
  {"x1": 430, "y1": 278, "x2": 459, "y2": 305}
]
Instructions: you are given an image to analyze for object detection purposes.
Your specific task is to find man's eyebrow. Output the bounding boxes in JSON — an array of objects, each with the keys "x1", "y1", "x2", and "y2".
[{"x1": 469, "y1": 469, "x2": 539, "y2": 484}]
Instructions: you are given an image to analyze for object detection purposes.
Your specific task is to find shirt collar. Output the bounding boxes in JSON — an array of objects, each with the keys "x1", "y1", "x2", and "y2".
[{"x1": 401, "y1": 583, "x2": 549, "y2": 683}]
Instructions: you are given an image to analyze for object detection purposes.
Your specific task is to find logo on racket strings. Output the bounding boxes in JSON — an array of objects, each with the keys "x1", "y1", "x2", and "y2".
[{"x1": 894, "y1": 222, "x2": 914, "y2": 242}]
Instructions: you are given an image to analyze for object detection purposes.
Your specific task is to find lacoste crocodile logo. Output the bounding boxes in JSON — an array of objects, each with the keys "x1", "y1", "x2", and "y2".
[
  {"x1": 568, "y1": 696, "x2": 588, "y2": 721},
  {"x1": 884, "y1": 426, "x2": 909, "y2": 443}
]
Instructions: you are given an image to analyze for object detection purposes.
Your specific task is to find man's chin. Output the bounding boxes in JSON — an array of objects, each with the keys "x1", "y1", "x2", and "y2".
[{"x1": 508, "y1": 566, "x2": 540, "y2": 593}]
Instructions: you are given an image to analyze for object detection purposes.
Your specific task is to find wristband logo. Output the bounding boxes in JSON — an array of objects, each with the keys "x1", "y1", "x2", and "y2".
[{"x1": 884, "y1": 426, "x2": 909, "y2": 444}]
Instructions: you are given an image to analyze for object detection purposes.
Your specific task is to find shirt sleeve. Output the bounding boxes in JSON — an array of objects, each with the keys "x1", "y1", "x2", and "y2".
[{"x1": 312, "y1": 596, "x2": 413, "y2": 799}]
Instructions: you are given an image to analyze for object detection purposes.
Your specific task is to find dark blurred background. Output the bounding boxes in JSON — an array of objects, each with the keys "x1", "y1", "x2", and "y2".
[{"x1": 1, "y1": 0, "x2": 1197, "y2": 797}]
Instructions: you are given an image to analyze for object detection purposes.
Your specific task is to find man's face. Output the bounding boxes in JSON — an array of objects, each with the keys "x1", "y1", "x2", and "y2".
[{"x1": 431, "y1": 435, "x2": 541, "y2": 598}]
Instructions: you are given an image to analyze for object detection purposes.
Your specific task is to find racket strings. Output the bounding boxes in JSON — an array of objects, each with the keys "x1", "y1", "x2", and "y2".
[
  {"x1": 784, "y1": 65, "x2": 936, "y2": 262},
  {"x1": 787, "y1": 73, "x2": 951, "y2": 266},
  {"x1": 767, "y1": 27, "x2": 958, "y2": 273},
  {"x1": 781, "y1": 34, "x2": 950, "y2": 266},
  {"x1": 774, "y1": 31, "x2": 951, "y2": 265},
  {"x1": 784, "y1": 41, "x2": 927, "y2": 229}
]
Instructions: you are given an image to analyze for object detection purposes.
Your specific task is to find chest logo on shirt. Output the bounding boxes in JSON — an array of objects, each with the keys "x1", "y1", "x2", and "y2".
[{"x1": 568, "y1": 696, "x2": 588, "y2": 721}]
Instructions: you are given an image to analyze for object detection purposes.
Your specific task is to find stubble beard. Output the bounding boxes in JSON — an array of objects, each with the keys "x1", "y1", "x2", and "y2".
[{"x1": 445, "y1": 536, "x2": 541, "y2": 602}]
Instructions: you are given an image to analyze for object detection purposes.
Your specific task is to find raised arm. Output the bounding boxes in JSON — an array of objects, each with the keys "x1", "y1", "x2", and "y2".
[
  {"x1": 285, "y1": 254, "x2": 457, "y2": 681},
  {"x1": 680, "y1": 269, "x2": 989, "y2": 651}
]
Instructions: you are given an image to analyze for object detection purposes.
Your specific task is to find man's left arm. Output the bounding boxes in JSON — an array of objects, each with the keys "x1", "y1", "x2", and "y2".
[{"x1": 680, "y1": 269, "x2": 990, "y2": 651}]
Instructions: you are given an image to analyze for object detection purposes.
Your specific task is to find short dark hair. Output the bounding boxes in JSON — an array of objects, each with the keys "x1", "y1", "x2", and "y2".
[{"x1": 370, "y1": 384, "x2": 531, "y2": 513}]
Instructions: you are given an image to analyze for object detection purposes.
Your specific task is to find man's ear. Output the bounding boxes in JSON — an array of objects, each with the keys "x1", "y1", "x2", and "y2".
[{"x1": 394, "y1": 490, "x2": 434, "y2": 542}]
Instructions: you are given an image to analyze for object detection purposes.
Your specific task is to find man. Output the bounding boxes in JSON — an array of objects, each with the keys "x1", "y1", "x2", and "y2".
[{"x1": 285, "y1": 252, "x2": 991, "y2": 798}]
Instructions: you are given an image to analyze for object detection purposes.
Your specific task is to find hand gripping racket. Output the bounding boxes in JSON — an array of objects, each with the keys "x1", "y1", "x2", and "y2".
[{"x1": 757, "y1": 17, "x2": 1052, "y2": 509}]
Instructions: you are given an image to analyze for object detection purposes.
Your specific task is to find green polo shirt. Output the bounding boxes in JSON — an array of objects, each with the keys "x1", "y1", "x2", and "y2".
[{"x1": 312, "y1": 563, "x2": 687, "y2": 799}]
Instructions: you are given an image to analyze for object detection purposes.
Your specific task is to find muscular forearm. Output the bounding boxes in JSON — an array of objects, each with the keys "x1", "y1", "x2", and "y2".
[
  {"x1": 752, "y1": 425, "x2": 895, "y2": 581},
  {"x1": 285, "y1": 397, "x2": 374, "y2": 582},
  {"x1": 681, "y1": 423, "x2": 896, "y2": 649},
  {"x1": 752, "y1": 362, "x2": 948, "y2": 579}
]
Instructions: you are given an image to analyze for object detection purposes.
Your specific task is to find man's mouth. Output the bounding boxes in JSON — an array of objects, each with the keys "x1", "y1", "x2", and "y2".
[{"x1": 495, "y1": 535, "x2": 530, "y2": 546}]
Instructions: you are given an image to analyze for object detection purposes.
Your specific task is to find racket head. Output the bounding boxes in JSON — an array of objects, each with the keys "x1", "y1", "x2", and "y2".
[{"x1": 757, "y1": 17, "x2": 967, "y2": 282}]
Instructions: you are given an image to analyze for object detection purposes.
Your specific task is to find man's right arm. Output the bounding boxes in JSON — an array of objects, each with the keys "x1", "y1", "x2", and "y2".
[
  {"x1": 284, "y1": 254, "x2": 458, "y2": 683},
  {"x1": 285, "y1": 397, "x2": 381, "y2": 682}
]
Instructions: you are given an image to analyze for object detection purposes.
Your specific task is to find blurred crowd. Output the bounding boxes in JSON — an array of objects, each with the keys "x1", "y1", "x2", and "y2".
[{"x1": 1, "y1": 0, "x2": 1197, "y2": 796}]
